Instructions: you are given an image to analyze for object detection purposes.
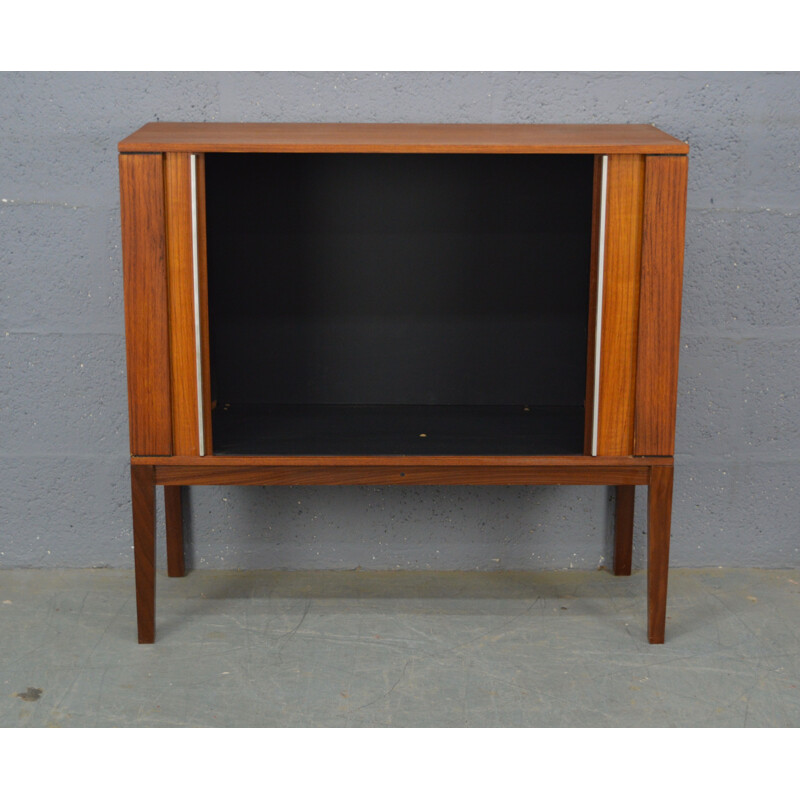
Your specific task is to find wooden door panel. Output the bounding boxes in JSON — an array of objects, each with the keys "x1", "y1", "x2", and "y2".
[
  {"x1": 595, "y1": 154, "x2": 645, "y2": 456},
  {"x1": 634, "y1": 156, "x2": 688, "y2": 455},
  {"x1": 164, "y1": 153, "x2": 201, "y2": 455},
  {"x1": 119, "y1": 154, "x2": 172, "y2": 455}
]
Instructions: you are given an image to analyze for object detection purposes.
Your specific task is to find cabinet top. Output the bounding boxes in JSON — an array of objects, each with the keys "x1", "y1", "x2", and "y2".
[{"x1": 119, "y1": 123, "x2": 689, "y2": 154}]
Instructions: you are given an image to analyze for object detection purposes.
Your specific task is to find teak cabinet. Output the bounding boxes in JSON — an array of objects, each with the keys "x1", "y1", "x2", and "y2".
[{"x1": 118, "y1": 123, "x2": 689, "y2": 644}]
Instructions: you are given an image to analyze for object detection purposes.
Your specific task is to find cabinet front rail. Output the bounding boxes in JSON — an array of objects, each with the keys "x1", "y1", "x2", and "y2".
[
  {"x1": 132, "y1": 454, "x2": 668, "y2": 487},
  {"x1": 143, "y1": 460, "x2": 661, "y2": 487}
]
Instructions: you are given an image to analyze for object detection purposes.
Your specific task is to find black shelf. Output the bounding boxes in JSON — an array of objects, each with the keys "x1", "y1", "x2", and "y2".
[{"x1": 211, "y1": 404, "x2": 585, "y2": 456}]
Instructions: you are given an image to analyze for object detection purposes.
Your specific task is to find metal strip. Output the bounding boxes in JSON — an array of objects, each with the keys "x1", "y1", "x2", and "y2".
[
  {"x1": 591, "y1": 155, "x2": 608, "y2": 457},
  {"x1": 190, "y1": 154, "x2": 205, "y2": 456}
]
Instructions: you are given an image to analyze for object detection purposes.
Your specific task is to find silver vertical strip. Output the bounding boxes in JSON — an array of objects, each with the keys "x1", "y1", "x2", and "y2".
[
  {"x1": 190, "y1": 154, "x2": 205, "y2": 456},
  {"x1": 591, "y1": 155, "x2": 608, "y2": 457}
]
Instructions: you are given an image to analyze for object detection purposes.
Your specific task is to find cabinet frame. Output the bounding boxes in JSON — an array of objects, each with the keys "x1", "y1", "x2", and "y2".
[{"x1": 119, "y1": 123, "x2": 689, "y2": 644}]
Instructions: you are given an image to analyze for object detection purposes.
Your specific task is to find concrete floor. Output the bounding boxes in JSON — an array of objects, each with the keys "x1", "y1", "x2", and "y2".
[{"x1": 1, "y1": 567, "x2": 799, "y2": 727}]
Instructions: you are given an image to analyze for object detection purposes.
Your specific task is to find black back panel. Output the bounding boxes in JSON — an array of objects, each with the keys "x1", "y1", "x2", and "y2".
[{"x1": 205, "y1": 153, "x2": 594, "y2": 407}]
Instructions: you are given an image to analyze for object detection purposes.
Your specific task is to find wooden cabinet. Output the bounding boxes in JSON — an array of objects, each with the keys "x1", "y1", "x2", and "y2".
[{"x1": 118, "y1": 123, "x2": 688, "y2": 643}]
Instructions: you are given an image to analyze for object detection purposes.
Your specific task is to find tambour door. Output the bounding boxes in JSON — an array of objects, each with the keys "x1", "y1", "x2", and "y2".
[{"x1": 590, "y1": 154, "x2": 688, "y2": 457}]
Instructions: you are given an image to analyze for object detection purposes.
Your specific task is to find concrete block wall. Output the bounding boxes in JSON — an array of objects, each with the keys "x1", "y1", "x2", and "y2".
[{"x1": 1, "y1": 72, "x2": 798, "y2": 570}]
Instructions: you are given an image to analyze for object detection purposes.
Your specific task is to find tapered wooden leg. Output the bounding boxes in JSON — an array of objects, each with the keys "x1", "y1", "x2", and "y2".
[
  {"x1": 164, "y1": 485, "x2": 185, "y2": 578},
  {"x1": 613, "y1": 485, "x2": 635, "y2": 576},
  {"x1": 131, "y1": 464, "x2": 156, "y2": 644},
  {"x1": 647, "y1": 465, "x2": 673, "y2": 644}
]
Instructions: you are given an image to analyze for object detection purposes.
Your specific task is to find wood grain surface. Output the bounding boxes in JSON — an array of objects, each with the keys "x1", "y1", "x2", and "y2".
[
  {"x1": 647, "y1": 464, "x2": 674, "y2": 644},
  {"x1": 131, "y1": 464, "x2": 156, "y2": 643},
  {"x1": 164, "y1": 153, "x2": 201, "y2": 456},
  {"x1": 635, "y1": 156, "x2": 689, "y2": 456},
  {"x1": 596, "y1": 155, "x2": 645, "y2": 456},
  {"x1": 164, "y1": 485, "x2": 185, "y2": 578},
  {"x1": 119, "y1": 123, "x2": 689, "y2": 154},
  {"x1": 151, "y1": 462, "x2": 654, "y2": 487},
  {"x1": 613, "y1": 485, "x2": 635, "y2": 576},
  {"x1": 119, "y1": 154, "x2": 172, "y2": 455}
]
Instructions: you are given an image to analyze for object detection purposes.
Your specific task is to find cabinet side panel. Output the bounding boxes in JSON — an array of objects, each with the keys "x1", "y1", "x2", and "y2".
[
  {"x1": 596, "y1": 155, "x2": 645, "y2": 456},
  {"x1": 164, "y1": 153, "x2": 201, "y2": 455},
  {"x1": 119, "y1": 154, "x2": 172, "y2": 455},
  {"x1": 634, "y1": 156, "x2": 688, "y2": 455}
]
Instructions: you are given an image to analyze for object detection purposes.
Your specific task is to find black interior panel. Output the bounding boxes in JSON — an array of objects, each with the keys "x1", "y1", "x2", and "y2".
[{"x1": 204, "y1": 153, "x2": 594, "y2": 454}]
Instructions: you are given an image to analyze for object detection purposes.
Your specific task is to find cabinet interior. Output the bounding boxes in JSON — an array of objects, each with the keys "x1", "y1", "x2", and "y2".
[{"x1": 204, "y1": 153, "x2": 595, "y2": 455}]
